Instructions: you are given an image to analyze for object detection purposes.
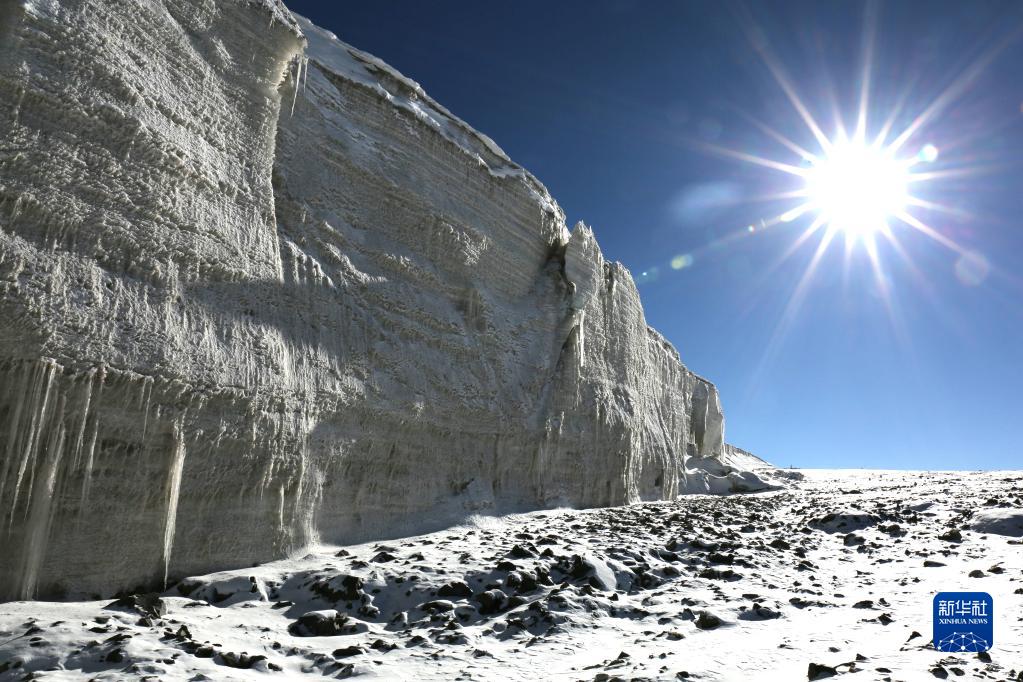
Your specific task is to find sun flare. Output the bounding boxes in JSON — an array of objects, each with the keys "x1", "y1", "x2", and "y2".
[
  {"x1": 803, "y1": 138, "x2": 910, "y2": 241},
  {"x1": 682, "y1": 6, "x2": 1006, "y2": 379}
]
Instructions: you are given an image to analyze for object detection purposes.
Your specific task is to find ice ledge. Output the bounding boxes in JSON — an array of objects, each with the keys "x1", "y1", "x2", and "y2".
[{"x1": 292, "y1": 14, "x2": 563, "y2": 222}]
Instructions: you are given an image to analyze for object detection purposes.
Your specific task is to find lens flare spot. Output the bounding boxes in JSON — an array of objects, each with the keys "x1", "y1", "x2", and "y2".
[
  {"x1": 954, "y1": 250, "x2": 990, "y2": 286},
  {"x1": 671, "y1": 254, "x2": 694, "y2": 270},
  {"x1": 919, "y1": 144, "x2": 939, "y2": 163}
]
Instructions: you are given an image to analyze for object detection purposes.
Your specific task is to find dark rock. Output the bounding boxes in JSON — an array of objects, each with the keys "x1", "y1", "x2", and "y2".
[
  {"x1": 476, "y1": 589, "x2": 508, "y2": 615},
  {"x1": 220, "y1": 651, "x2": 266, "y2": 669},
  {"x1": 751, "y1": 604, "x2": 781, "y2": 620},
  {"x1": 420, "y1": 600, "x2": 455, "y2": 612},
  {"x1": 332, "y1": 646, "x2": 365, "y2": 658},
  {"x1": 939, "y1": 529, "x2": 962, "y2": 543},
  {"x1": 506, "y1": 595, "x2": 527, "y2": 609},
  {"x1": 508, "y1": 544, "x2": 534, "y2": 559},
  {"x1": 176, "y1": 581, "x2": 200, "y2": 597},
  {"x1": 370, "y1": 639, "x2": 398, "y2": 652},
  {"x1": 569, "y1": 555, "x2": 590, "y2": 580},
  {"x1": 695, "y1": 611, "x2": 723, "y2": 630},
  {"x1": 340, "y1": 575, "x2": 364, "y2": 600},
  {"x1": 289, "y1": 610, "x2": 363, "y2": 637},
  {"x1": 807, "y1": 662, "x2": 837, "y2": 680},
  {"x1": 105, "y1": 593, "x2": 166, "y2": 620},
  {"x1": 698, "y1": 568, "x2": 741, "y2": 581},
  {"x1": 437, "y1": 581, "x2": 472, "y2": 598}
]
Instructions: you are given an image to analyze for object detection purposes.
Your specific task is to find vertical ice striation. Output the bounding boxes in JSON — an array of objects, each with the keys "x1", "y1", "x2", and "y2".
[
  {"x1": 17, "y1": 369, "x2": 63, "y2": 601},
  {"x1": 0, "y1": 1, "x2": 771, "y2": 599},
  {"x1": 161, "y1": 417, "x2": 187, "y2": 590}
]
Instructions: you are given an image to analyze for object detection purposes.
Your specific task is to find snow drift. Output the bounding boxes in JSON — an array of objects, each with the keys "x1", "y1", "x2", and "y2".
[{"x1": 0, "y1": 0, "x2": 770, "y2": 600}]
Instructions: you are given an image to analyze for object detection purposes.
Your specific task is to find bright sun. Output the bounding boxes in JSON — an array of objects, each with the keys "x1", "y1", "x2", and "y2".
[{"x1": 803, "y1": 138, "x2": 910, "y2": 240}]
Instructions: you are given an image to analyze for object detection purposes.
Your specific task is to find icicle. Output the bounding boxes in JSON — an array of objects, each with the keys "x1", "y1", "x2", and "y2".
[
  {"x1": 10, "y1": 360, "x2": 55, "y2": 521},
  {"x1": 18, "y1": 393, "x2": 67, "y2": 599},
  {"x1": 276, "y1": 483, "x2": 286, "y2": 537},
  {"x1": 138, "y1": 375, "x2": 153, "y2": 449},
  {"x1": 0, "y1": 361, "x2": 33, "y2": 509},
  {"x1": 161, "y1": 416, "x2": 187, "y2": 590},
  {"x1": 69, "y1": 369, "x2": 96, "y2": 472},
  {"x1": 78, "y1": 365, "x2": 105, "y2": 512},
  {"x1": 289, "y1": 58, "x2": 302, "y2": 116}
]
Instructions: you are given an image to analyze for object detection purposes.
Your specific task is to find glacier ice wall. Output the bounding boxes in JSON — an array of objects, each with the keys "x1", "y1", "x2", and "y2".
[{"x1": 0, "y1": 1, "x2": 766, "y2": 600}]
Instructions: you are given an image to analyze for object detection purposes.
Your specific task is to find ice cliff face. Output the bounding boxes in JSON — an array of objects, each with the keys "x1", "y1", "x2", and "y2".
[{"x1": 0, "y1": 1, "x2": 769, "y2": 600}]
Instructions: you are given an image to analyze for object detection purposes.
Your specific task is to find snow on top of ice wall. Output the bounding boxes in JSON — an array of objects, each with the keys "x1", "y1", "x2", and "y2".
[
  {"x1": 293, "y1": 14, "x2": 563, "y2": 225},
  {"x1": 247, "y1": 0, "x2": 302, "y2": 36}
]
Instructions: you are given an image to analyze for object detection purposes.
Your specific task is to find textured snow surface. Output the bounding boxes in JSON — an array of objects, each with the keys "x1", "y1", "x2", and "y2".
[
  {"x1": 0, "y1": 0, "x2": 770, "y2": 600},
  {"x1": 0, "y1": 470, "x2": 1020, "y2": 680},
  {"x1": 971, "y1": 509, "x2": 1023, "y2": 538}
]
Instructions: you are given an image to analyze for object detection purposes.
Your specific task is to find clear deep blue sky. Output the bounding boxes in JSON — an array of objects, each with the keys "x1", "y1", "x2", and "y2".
[{"x1": 285, "y1": 1, "x2": 1023, "y2": 470}]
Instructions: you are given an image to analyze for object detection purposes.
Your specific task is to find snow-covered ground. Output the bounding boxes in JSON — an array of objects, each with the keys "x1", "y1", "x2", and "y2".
[{"x1": 1, "y1": 470, "x2": 1021, "y2": 681}]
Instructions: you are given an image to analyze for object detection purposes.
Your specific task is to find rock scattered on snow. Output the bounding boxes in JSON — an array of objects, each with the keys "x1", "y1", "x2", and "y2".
[{"x1": 1, "y1": 470, "x2": 1019, "y2": 679}]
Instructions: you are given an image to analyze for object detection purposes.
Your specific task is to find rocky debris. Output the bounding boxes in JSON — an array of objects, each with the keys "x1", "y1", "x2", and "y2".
[
  {"x1": 811, "y1": 512, "x2": 879, "y2": 533},
  {"x1": 219, "y1": 651, "x2": 267, "y2": 669},
  {"x1": 1, "y1": 470, "x2": 1019, "y2": 679},
  {"x1": 288, "y1": 610, "x2": 366, "y2": 637},
  {"x1": 104, "y1": 594, "x2": 166, "y2": 620}
]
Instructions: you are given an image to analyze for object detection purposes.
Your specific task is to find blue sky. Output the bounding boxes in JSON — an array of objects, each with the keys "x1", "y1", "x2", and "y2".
[{"x1": 286, "y1": 1, "x2": 1023, "y2": 470}]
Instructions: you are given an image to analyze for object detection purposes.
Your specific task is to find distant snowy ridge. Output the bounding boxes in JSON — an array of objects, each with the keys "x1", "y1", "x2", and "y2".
[{"x1": 0, "y1": 0, "x2": 774, "y2": 601}]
